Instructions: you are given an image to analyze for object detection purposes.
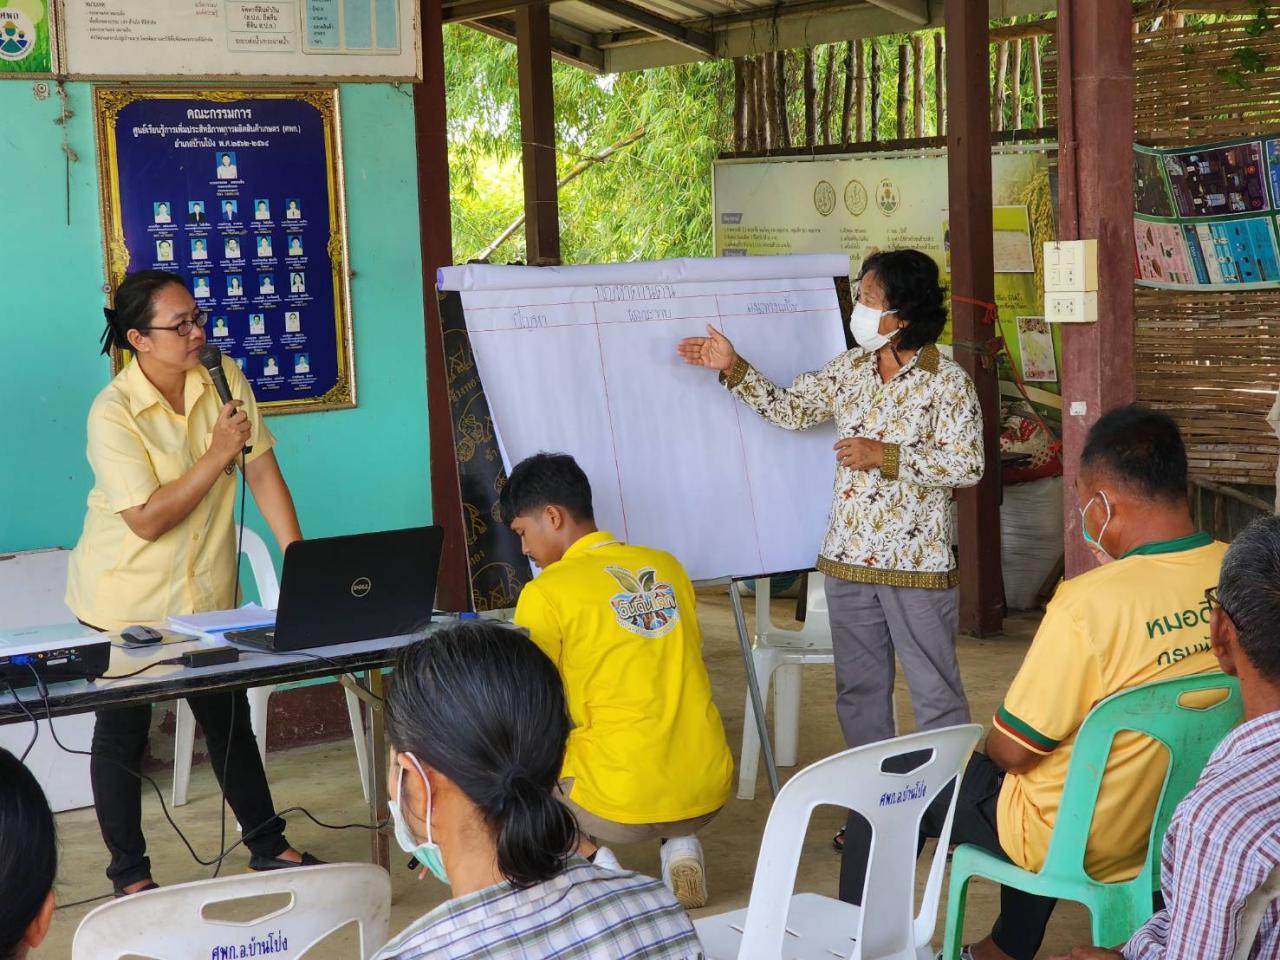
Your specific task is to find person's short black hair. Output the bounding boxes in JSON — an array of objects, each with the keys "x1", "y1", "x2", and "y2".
[
  {"x1": 1080, "y1": 404, "x2": 1188, "y2": 502},
  {"x1": 0, "y1": 747, "x2": 56, "y2": 958},
  {"x1": 857, "y1": 249, "x2": 947, "y2": 352},
  {"x1": 1218, "y1": 515, "x2": 1280, "y2": 682},
  {"x1": 500, "y1": 453, "x2": 594, "y2": 525}
]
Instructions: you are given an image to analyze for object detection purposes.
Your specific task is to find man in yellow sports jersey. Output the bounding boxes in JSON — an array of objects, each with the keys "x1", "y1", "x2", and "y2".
[
  {"x1": 504, "y1": 453, "x2": 734, "y2": 910},
  {"x1": 917, "y1": 406, "x2": 1224, "y2": 960}
]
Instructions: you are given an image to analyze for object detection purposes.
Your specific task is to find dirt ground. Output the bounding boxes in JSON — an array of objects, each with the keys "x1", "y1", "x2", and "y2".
[{"x1": 35, "y1": 591, "x2": 1094, "y2": 958}]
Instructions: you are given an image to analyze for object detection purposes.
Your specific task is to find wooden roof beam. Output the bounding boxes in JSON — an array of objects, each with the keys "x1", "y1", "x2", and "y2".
[
  {"x1": 864, "y1": 0, "x2": 930, "y2": 26},
  {"x1": 472, "y1": 15, "x2": 606, "y2": 71},
  {"x1": 577, "y1": 0, "x2": 715, "y2": 57}
]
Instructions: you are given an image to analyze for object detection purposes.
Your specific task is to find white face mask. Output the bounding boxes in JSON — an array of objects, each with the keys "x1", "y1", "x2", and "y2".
[{"x1": 849, "y1": 301, "x2": 900, "y2": 353}]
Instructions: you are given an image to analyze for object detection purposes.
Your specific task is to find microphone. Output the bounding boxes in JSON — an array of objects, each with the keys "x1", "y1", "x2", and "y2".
[{"x1": 199, "y1": 345, "x2": 252, "y2": 454}]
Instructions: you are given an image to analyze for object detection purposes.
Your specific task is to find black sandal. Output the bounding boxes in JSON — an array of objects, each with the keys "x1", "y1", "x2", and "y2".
[
  {"x1": 249, "y1": 851, "x2": 325, "y2": 872},
  {"x1": 113, "y1": 880, "x2": 158, "y2": 898}
]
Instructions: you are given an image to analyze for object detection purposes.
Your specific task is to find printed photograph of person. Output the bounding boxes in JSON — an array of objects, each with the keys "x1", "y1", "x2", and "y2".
[
  {"x1": 264, "y1": 356, "x2": 280, "y2": 376},
  {"x1": 193, "y1": 276, "x2": 211, "y2": 298},
  {"x1": 225, "y1": 237, "x2": 242, "y2": 259},
  {"x1": 153, "y1": 201, "x2": 171, "y2": 224},
  {"x1": 259, "y1": 274, "x2": 276, "y2": 296},
  {"x1": 284, "y1": 311, "x2": 301, "y2": 333},
  {"x1": 212, "y1": 316, "x2": 230, "y2": 338},
  {"x1": 287, "y1": 236, "x2": 303, "y2": 257},
  {"x1": 285, "y1": 199, "x2": 302, "y2": 220},
  {"x1": 216, "y1": 151, "x2": 238, "y2": 180},
  {"x1": 289, "y1": 272, "x2": 305, "y2": 294},
  {"x1": 249, "y1": 314, "x2": 266, "y2": 336},
  {"x1": 256, "y1": 236, "x2": 273, "y2": 258},
  {"x1": 227, "y1": 274, "x2": 244, "y2": 298},
  {"x1": 294, "y1": 353, "x2": 311, "y2": 375},
  {"x1": 188, "y1": 201, "x2": 207, "y2": 224},
  {"x1": 234, "y1": 356, "x2": 246, "y2": 371},
  {"x1": 254, "y1": 199, "x2": 271, "y2": 221},
  {"x1": 155, "y1": 240, "x2": 173, "y2": 263},
  {"x1": 222, "y1": 199, "x2": 238, "y2": 221},
  {"x1": 191, "y1": 238, "x2": 208, "y2": 261}
]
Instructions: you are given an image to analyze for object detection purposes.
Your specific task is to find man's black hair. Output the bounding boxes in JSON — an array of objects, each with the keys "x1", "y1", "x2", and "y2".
[
  {"x1": 1080, "y1": 404, "x2": 1188, "y2": 502},
  {"x1": 1218, "y1": 515, "x2": 1280, "y2": 682},
  {"x1": 500, "y1": 453, "x2": 594, "y2": 525}
]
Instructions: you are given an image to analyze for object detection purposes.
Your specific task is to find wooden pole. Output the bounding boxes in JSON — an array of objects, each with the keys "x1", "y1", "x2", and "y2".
[
  {"x1": 1057, "y1": 0, "x2": 1137, "y2": 578},
  {"x1": 934, "y1": 31, "x2": 945, "y2": 135},
  {"x1": 414, "y1": 0, "x2": 470, "y2": 615},
  {"x1": 912, "y1": 34, "x2": 926, "y2": 138},
  {"x1": 993, "y1": 40, "x2": 1009, "y2": 132},
  {"x1": 733, "y1": 56, "x2": 746, "y2": 152},
  {"x1": 1031, "y1": 34, "x2": 1044, "y2": 128},
  {"x1": 803, "y1": 47, "x2": 817, "y2": 146},
  {"x1": 775, "y1": 51, "x2": 792, "y2": 149},
  {"x1": 516, "y1": 2, "x2": 560, "y2": 264},
  {"x1": 856, "y1": 40, "x2": 867, "y2": 141},
  {"x1": 821, "y1": 45, "x2": 838, "y2": 144},
  {"x1": 870, "y1": 42, "x2": 881, "y2": 140},
  {"x1": 1011, "y1": 37, "x2": 1023, "y2": 131},
  {"x1": 841, "y1": 41, "x2": 856, "y2": 145},
  {"x1": 896, "y1": 42, "x2": 908, "y2": 140},
  {"x1": 946, "y1": 0, "x2": 1002, "y2": 636},
  {"x1": 761, "y1": 53, "x2": 775, "y2": 150}
]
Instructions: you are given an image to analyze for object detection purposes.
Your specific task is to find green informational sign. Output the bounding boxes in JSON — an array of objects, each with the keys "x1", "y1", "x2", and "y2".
[{"x1": 0, "y1": 1, "x2": 51, "y2": 75}]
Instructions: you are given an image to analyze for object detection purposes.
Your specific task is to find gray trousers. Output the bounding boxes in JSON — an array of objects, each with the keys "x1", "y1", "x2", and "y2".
[{"x1": 824, "y1": 577, "x2": 970, "y2": 748}]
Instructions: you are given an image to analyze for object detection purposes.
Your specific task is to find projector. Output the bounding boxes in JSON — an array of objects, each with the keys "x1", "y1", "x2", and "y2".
[{"x1": 0, "y1": 626, "x2": 112, "y2": 688}]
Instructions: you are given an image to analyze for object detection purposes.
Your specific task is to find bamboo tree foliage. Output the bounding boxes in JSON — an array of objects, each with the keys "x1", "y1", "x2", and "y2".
[{"x1": 442, "y1": 18, "x2": 1052, "y2": 266}]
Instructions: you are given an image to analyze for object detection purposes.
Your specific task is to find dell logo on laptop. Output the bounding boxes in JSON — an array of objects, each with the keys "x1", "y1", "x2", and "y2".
[{"x1": 351, "y1": 577, "x2": 372, "y2": 598}]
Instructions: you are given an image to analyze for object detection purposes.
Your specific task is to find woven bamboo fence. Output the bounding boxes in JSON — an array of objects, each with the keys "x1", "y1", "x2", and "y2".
[{"x1": 1134, "y1": 11, "x2": 1280, "y2": 487}]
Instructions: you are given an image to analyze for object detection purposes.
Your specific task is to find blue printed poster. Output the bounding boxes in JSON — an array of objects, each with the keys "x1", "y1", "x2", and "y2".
[{"x1": 97, "y1": 89, "x2": 355, "y2": 412}]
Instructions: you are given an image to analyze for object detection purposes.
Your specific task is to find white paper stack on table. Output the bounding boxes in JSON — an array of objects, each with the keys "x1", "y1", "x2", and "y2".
[{"x1": 168, "y1": 603, "x2": 277, "y2": 639}]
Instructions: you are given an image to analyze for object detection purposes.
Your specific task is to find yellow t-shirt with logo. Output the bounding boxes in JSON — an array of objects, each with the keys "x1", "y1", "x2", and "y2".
[
  {"x1": 994, "y1": 532, "x2": 1227, "y2": 882},
  {"x1": 514, "y1": 531, "x2": 734, "y2": 824}
]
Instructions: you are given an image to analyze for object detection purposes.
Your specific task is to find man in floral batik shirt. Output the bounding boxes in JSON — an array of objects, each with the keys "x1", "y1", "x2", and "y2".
[{"x1": 679, "y1": 248, "x2": 984, "y2": 904}]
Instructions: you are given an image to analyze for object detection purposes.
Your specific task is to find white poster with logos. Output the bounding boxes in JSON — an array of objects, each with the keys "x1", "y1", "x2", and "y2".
[
  {"x1": 61, "y1": 0, "x2": 420, "y2": 79},
  {"x1": 713, "y1": 149, "x2": 1059, "y2": 390}
]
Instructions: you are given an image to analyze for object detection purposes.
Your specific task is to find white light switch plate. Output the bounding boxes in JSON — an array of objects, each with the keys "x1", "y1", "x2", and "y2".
[{"x1": 1044, "y1": 240, "x2": 1099, "y2": 292}]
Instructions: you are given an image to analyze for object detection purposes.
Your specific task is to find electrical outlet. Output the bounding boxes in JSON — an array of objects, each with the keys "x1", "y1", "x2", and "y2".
[
  {"x1": 1046, "y1": 290, "x2": 1098, "y2": 323},
  {"x1": 1044, "y1": 240, "x2": 1099, "y2": 292}
]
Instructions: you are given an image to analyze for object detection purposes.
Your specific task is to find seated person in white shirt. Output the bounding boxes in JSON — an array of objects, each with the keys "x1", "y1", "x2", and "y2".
[
  {"x1": 374, "y1": 620, "x2": 702, "y2": 960},
  {"x1": 1052, "y1": 515, "x2": 1280, "y2": 960},
  {"x1": 0, "y1": 746, "x2": 57, "y2": 959}
]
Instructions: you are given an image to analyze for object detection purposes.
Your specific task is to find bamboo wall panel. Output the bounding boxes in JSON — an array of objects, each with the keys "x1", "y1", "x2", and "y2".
[{"x1": 1134, "y1": 15, "x2": 1280, "y2": 486}]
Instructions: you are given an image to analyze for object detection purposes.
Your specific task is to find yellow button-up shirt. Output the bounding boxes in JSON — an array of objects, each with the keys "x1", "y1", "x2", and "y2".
[{"x1": 65, "y1": 357, "x2": 275, "y2": 631}]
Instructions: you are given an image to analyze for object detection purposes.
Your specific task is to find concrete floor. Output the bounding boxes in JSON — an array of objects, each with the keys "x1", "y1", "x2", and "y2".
[{"x1": 35, "y1": 591, "x2": 1094, "y2": 958}]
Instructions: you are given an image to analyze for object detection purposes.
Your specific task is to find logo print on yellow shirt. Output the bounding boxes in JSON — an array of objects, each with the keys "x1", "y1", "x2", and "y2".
[{"x1": 606, "y1": 565, "x2": 680, "y2": 639}]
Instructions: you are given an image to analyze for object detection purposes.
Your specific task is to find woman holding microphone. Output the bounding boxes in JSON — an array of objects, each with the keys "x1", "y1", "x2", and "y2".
[
  {"x1": 66, "y1": 270, "x2": 321, "y2": 896},
  {"x1": 678, "y1": 250, "x2": 983, "y2": 899}
]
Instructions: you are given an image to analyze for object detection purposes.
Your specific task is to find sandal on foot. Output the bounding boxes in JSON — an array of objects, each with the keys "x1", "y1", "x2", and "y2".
[
  {"x1": 832, "y1": 826, "x2": 845, "y2": 852},
  {"x1": 249, "y1": 851, "x2": 325, "y2": 872},
  {"x1": 113, "y1": 880, "x2": 158, "y2": 898}
]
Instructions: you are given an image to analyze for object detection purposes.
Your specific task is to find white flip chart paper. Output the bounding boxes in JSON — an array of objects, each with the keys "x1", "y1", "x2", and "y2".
[{"x1": 438, "y1": 255, "x2": 850, "y2": 581}]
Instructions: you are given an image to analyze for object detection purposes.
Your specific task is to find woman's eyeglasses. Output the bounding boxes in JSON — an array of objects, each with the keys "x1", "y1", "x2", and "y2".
[{"x1": 147, "y1": 310, "x2": 208, "y2": 337}]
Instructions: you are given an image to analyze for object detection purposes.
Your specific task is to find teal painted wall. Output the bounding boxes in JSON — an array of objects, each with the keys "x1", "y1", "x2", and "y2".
[{"x1": 1, "y1": 83, "x2": 432, "y2": 565}]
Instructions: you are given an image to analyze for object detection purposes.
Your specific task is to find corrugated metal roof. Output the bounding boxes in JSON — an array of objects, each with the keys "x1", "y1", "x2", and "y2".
[{"x1": 446, "y1": 0, "x2": 1056, "y2": 73}]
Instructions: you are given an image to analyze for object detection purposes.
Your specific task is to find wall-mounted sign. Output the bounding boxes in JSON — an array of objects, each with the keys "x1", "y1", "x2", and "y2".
[
  {"x1": 0, "y1": 0, "x2": 54, "y2": 75},
  {"x1": 63, "y1": 0, "x2": 420, "y2": 80},
  {"x1": 95, "y1": 87, "x2": 356, "y2": 414}
]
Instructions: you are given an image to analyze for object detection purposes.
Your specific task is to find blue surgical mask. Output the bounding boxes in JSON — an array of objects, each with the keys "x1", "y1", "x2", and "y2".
[
  {"x1": 388, "y1": 753, "x2": 449, "y2": 885},
  {"x1": 1079, "y1": 492, "x2": 1114, "y2": 563}
]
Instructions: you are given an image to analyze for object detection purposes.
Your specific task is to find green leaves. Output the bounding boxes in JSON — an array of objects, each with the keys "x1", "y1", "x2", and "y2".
[{"x1": 606, "y1": 566, "x2": 645, "y2": 594}]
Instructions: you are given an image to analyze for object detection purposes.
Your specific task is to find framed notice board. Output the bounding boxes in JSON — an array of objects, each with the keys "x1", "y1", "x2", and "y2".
[{"x1": 94, "y1": 87, "x2": 355, "y2": 414}]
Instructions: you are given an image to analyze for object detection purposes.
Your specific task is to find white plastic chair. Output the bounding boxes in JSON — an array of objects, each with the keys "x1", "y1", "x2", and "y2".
[
  {"x1": 697, "y1": 723, "x2": 983, "y2": 960},
  {"x1": 1231, "y1": 865, "x2": 1280, "y2": 960},
  {"x1": 71, "y1": 862, "x2": 391, "y2": 959},
  {"x1": 172, "y1": 528, "x2": 371, "y2": 806},
  {"x1": 737, "y1": 574, "x2": 836, "y2": 800}
]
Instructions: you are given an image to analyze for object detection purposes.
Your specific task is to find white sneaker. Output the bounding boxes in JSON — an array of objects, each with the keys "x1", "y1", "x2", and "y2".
[
  {"x1": 661, "y1": 836, "x2": 707, "y2": 909},
  {"x1": 592, "y1": 846, "x2": 623, "y2": 871}
]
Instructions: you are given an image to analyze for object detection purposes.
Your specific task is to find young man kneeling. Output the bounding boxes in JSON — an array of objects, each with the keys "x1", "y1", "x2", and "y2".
[{"x1": 504, "y1": 453, "x2": 734, "y2": 909}]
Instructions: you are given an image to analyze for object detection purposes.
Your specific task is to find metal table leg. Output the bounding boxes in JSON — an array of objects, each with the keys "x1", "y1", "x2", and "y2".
[
  {"x1": 365, "y1": 668, "x2": 390, "y2": 868},
  {"x1": 730, "y1": 581, "x2": 780, "y2": 798}
]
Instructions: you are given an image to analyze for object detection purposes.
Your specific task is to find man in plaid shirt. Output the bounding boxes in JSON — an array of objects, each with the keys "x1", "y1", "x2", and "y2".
[{"x1": 1053, "y1": 515, "x2": 1280, "y2": 960}]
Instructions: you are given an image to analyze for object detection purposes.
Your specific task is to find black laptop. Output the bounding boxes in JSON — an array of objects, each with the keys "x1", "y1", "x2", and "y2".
[{"x1": 226, "y1": 526, "x2": 443, "y2": 652}]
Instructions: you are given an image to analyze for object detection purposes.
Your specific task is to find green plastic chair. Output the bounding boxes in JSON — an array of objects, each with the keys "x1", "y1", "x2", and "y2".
[{"x1": 941, "y1": 672, "x2": 1242, "y2": 958}]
